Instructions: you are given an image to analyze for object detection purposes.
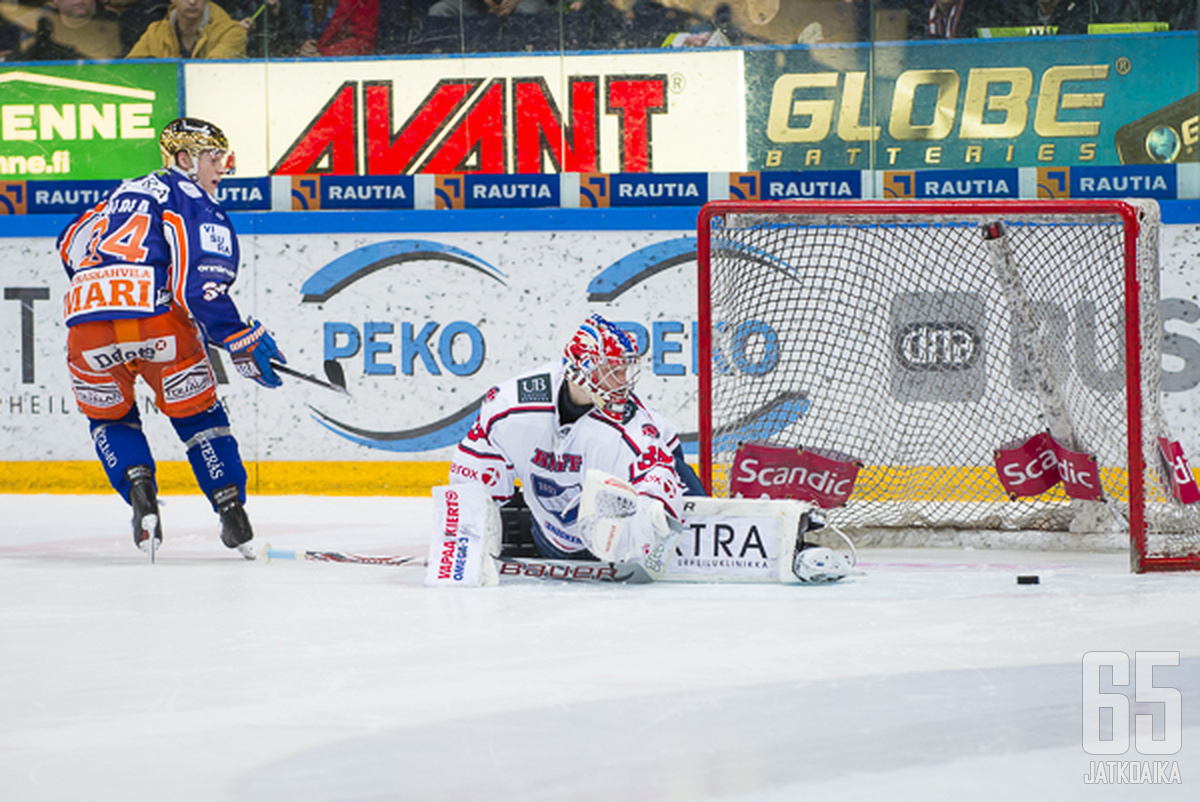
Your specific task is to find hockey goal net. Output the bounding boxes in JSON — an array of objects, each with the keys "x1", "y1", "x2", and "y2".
[{"x1": 696, "y1": 199, "x2": 1200, "y2": 572}]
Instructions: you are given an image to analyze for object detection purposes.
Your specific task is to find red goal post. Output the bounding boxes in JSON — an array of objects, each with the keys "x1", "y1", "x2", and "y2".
[{"x1": 696, "y1": 199, "x2": 1200, "y2": 573}]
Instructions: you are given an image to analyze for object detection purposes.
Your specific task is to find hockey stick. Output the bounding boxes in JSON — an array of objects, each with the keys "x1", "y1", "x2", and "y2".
[
  {"x1": 262, "y1": 542, "x2": 422, "y2": 566},
  {"x1": 271, "y1": 362, "x2": 349, "y2": 395},
  {"x1": 983, "y1": 221, "x2": 1113, "y2": 532},
  {"x1": 496, "y1": 556, "x2": 651, "y2": 583},
  {"x1": 261, "y1": 541, "x2": 646, "y2": 582}
]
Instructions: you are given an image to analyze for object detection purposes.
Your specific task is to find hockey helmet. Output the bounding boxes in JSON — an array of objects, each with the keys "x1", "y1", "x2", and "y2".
[
  {"x1": 563, "y1": 314, "x2": 641, "y2": 422},
  {"x1": 159, "y1": 117, "x2": 234, "y2": 174}
]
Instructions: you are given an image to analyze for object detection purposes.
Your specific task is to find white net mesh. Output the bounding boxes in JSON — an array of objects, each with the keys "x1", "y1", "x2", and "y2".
[{"x1": 699, "y1": 200, "x2": 1200, "y2": 570}]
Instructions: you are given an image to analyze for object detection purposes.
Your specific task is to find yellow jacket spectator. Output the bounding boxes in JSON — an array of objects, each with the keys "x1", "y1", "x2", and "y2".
[{"x1": 126, "y1": 0, "x2": 246, "y2": 58}]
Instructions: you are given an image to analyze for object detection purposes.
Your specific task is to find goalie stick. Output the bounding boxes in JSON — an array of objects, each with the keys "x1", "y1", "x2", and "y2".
[
  {"x1": 262, "y1": 543, "x2": 422, "y2": 566},
  {"x1": 261, "y1": 542, "x2": 648, "y2": 583},
  {"x1": 496, "y1": 556, "x2": 653, "y2": 584}
]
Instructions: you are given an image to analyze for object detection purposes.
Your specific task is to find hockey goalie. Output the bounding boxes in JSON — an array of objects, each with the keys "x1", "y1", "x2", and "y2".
[{"x1": 425, "y1": 314, "x2": 854, "y2": 587}]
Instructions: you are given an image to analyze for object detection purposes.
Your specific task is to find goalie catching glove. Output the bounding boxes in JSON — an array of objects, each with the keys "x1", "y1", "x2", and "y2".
[
  {"x1": 578, "y1": 470, "x2": 682, "y2": 581},
  {"x1": 223, "y1": 320, "x2": 285, "y2": 388}
]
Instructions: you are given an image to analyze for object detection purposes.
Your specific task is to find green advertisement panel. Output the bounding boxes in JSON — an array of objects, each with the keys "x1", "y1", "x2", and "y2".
[
  {"x1": 747, "y1": 32, "x2": 1199, "y2": 171},
  {"x1": 0, "y1": 63, "x2": 179, "y2": 181}
]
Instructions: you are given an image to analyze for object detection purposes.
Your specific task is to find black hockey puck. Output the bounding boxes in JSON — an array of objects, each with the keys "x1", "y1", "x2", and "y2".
[{"x1": 1016, "y1": 574, "x2": 1040, "y2": 585}]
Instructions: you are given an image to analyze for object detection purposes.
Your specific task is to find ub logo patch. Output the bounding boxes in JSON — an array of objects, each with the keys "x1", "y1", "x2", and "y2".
[{"x1": 517, "y1": 373, "x2": 552, "y2": 404}]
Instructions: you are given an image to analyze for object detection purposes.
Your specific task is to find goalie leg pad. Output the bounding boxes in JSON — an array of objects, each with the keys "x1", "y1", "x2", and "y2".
[{"x1": 426, "y1": 484, "x2": 500, "y2": 587}]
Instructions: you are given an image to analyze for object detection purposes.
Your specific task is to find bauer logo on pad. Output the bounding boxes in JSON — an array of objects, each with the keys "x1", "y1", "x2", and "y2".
[{"x1": 730, "y1": 443, "x2": 860, "y2": 508}]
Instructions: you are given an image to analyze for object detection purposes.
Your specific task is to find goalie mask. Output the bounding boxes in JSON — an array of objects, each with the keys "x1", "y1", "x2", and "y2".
[
  {"x1": 159, "y1": 117, "x2": 235, "y2": 176},
  {"x1": 563, "y1": 314, "x2": 641, "y2": 423}
]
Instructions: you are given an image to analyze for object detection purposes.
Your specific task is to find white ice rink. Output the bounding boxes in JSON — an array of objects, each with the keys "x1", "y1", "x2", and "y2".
[{"x1": 1, "y1": 493, "x2": 1197, "y2": 802}]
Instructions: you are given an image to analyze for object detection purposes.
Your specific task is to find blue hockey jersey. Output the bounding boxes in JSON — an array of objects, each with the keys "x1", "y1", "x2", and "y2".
[{"x1": 58, "y1": 167, "x2": 245, "y2": 345}]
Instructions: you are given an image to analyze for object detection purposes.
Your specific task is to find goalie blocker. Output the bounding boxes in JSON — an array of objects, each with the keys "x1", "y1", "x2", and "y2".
[{"x1": 425, "y1": 473, "x2": 854, "y2": 586}]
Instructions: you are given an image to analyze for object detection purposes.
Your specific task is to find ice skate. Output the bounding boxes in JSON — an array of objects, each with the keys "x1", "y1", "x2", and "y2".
[
  {"x1": 127, "y1": 465, "x2": 161, "y2": 557},
  {"x1": 212, "y1": 485, "x2": 255, "y2": 559}
]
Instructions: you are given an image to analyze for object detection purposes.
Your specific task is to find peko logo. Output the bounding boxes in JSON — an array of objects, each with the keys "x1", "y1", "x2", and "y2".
[{"x1": 1082, "y1": 651, "x2": 1183, "y2": 785}]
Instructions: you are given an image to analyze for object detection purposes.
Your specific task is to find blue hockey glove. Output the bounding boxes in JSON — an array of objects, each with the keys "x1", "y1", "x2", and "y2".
[{"x1": 223, "y1": 320, "x2": 285, "y2": 388}]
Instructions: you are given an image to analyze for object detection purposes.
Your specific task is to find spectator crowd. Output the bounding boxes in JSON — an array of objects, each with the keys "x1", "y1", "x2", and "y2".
[{"x1": 0, "y1": 0, "x2": 1195, "y2": 61}]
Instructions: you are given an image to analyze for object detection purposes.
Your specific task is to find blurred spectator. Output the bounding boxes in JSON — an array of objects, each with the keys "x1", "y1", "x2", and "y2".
[
  {"x1": 0, "y1": 18, "x2": 19, "y2": 61},
  {"x1": 375, "y1": 0, "x2": 424, "y2": 53},
  {"x1": 16, "y1": 0, "x2": 123, "y2": 59},
  {"x1": 126, "y1": 0, "x2": 247, "y2": 56},
  {"x1": 1120, "y1": 0, "x2": 1197, "y2": 28},
  {"x1": 908, "y1": 0, "x2": 1004, "y2": 38},
  {"x1": 227, "y1": 0, "x2": 303, "y2": 55},
  {"x1": 570, "y1": 0, "x2": 714, "y2": 49},
  {"x1": 106, "y1": 0, "x2": 170, "y2": 55},
  {"x1": 426, "y1": 0, "x2": 556, "y2": 18},
  {"x1": 1012, "y1": 0, "x2": 1098, "y2": 33},
  {"x1": 297, "y1": 0, "x2": 376, "y2": 55}
]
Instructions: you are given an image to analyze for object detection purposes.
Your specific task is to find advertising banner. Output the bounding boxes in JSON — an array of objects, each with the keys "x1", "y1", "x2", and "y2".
[
  {"x1": 746, "y1": 32, "x2": 1199, "y2": 172},
  {"x1": 0, "y1": 212, "x2": 702, "y2": 486},
  {"x1": 0, "y1": 63, "x2": 179, "y2": 180},
  {"x1": 184, "y1": 51, "x2": 745, "y2": 178},
  {"x1": 7, "y1": 210, "x2": 1200, "y2": 494}
]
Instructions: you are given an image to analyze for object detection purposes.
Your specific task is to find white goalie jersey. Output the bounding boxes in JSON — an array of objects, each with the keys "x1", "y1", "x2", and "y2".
[{"x1": 450, "y1": 361, "x2": 684, "y2": 557}]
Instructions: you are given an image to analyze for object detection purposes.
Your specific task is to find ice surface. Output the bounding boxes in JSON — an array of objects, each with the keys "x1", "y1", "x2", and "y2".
[{"x1": 1, "y1": 494, "x2": 1197, "y2": 801}]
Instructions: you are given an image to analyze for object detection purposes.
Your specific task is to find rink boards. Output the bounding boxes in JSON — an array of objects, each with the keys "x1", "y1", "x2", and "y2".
[{"x1": 5, "y1": 205, "x2": 1200, "y2": 495}]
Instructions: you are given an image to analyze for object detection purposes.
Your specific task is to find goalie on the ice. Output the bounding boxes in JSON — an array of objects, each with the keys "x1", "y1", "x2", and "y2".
[
  {"x1": 426, "y1": 314, "x2": 853, "y2": 586},
  {"x1": 427, "y1": 314, "x2": 701, "y2": 584}
]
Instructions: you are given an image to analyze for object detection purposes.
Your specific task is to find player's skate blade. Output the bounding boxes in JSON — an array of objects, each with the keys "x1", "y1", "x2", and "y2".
[
  {"x1": 213, "y1": 485, "x2": 256, "y2": 560},
  {"x1": 128, "y1": 466, "x2": 162, "y2": 556}
]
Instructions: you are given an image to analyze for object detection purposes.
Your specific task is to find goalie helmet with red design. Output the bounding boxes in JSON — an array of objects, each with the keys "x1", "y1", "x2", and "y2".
[{"x1": 562, "y1": 314, "x2": 641, "y2": 423}]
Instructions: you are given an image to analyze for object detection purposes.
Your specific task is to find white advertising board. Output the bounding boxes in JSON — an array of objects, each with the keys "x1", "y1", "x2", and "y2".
[
  {"x1": 5, "y1": 214, "x2": 1200, "y2": 493},
  {"x1": 0, "y1": 217, "x2": 700, "y2": 466}
]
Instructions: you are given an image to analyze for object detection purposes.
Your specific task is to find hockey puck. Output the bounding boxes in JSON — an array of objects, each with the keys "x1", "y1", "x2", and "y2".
[{"x1": 1016, "y1": 574, "x2": 1040, "y2": 585}]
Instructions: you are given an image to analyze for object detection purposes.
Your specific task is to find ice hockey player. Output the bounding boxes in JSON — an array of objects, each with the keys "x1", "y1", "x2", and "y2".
[
  {"x1": 447, "y1": 313, "x2": 705, "y2": 580},
  {"x1": 57, "y1": 117, "x2": 286, "y2": 559}
]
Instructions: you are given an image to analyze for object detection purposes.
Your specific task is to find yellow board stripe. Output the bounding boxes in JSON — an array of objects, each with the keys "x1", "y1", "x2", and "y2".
[
  {"x1": 3, "y1": 462, "x2": 1189, "y2": 504},
  {"x1": 0, "y1": 462, "x2": 452, "y2": 496}
]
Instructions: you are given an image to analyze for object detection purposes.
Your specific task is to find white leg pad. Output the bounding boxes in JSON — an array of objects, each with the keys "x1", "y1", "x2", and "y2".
[
  {"x1": 670, "y1": 496, "x2": 842, "y2": 584},
  {"x1": 425, "y1": 484, "x2": 500, "y2": 587}
]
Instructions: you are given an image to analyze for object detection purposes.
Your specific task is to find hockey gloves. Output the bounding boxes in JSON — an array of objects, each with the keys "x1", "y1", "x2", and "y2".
[{"x1": 224, "y1": 320, "x2": 285, "y2": 388}]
